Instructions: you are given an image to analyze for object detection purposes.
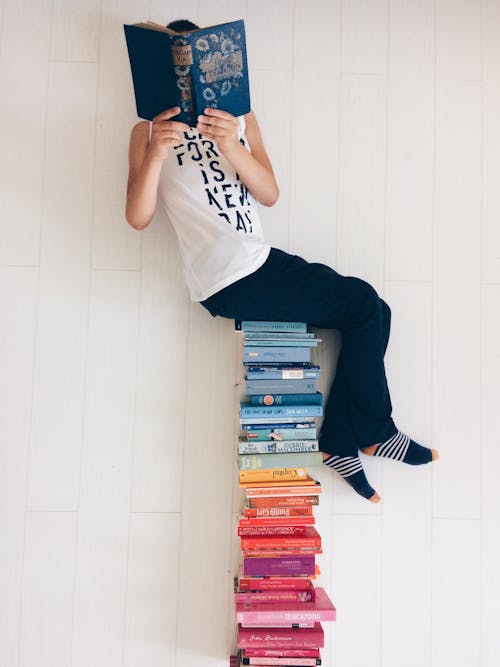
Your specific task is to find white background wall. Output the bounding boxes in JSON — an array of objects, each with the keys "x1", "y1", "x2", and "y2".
[{"x1": 1, "y1": 1, "x2": 499, "y2": 666}]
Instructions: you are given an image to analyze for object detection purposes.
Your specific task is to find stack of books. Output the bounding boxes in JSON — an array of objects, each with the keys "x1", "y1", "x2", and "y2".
[{"x1": 231, "y1": 320, "x2": 336, "y2": 667}]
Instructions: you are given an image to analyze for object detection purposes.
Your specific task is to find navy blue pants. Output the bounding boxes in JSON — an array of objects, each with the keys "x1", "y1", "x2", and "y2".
[{"x1": 201, "y1": 247, "x2": 397, "y2": 457}]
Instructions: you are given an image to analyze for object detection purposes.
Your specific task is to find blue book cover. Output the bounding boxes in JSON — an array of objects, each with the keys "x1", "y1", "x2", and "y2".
[
  {"x1": 243, "y1": 347, "x2": 311, "y2": 363},
  {"x1": 240, "y1": 404, "x2": 323, "y2": 418},
  {"x1": 245, "y1": 379, "x2": 318, "y2": 395},
  {"x1": 250, "y1": 392, "x2": 323, "y2": 406},
  {"x1": 124, "y1": 19, "x2": 250, "y2": 124},
  {"x1": 235, "y1": 320, "x2": 307, "y2": 332},
  {"x1": 245, "y1": 366, "x2": 321, "y2": 380}
]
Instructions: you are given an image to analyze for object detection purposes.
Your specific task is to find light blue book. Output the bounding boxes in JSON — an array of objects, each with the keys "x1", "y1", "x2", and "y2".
[
  {"x1": 243, "y1": 339, "x2": 320, "y2": 347},
  {"x1": 244, "y1": 332, "x2": 316, "y2": 340},
  {"x1": 240, "y1": 404, "x2": 323, "y2": 419},
  {"x1": 243, "y1": 347, "x2": 311, "y2": 364},
  {"x1": 237, "y1": 451, "x2": 323, "y2": 470}
]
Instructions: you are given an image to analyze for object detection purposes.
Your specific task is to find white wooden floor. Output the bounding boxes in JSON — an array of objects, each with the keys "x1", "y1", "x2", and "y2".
[{"x1": 1, "y1": 1, "x2": 499, "y2": 666}]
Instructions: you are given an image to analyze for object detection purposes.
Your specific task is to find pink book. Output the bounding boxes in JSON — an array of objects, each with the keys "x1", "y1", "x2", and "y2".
[
  {"x1": 243, "y1": 555, "x2": 315, "y2": 576},
  {"x1": 242, "y1": 649, "x2": 320, "y2": 658},
  {"x1": 241, "y1": 658, "x2": 320, "y2": 666},
  {"x1": 237, "y1": 623, "x2": 324, "y2": 649},
  {"x1": 236, "y1": 587, "x2": 336, "y2": 625}
]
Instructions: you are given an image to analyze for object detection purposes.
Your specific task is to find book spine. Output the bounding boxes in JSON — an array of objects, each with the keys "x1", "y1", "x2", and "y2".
[
  {"x1": 250, "y1": 393, "x2": 323, "y2": 406},
  {"x1": 240, "y1": 536, "x2": 321, "y2": 550},
  {"x1": 234, "y1": 590, "x2": 316, "y2": 604},
  {"x1": 239, "y1": 468, "x2": 308, "y2": 483},
  {"x1": 236, "y1": 608, "x2": 335, "y2": 624},
  {"x1": 245, "y1": 485, "x2": 321, "y2": 497},
  {"x1": 244, "y1": 332, "x2": 316, "y2": 340},
  {"x1": 170, "y1": 38, "x2": 196, "y2": 122},
  {"x1": 241, "y1": 657, "x2": 320, "y2": 666},
  {"x1": 238, "y1": 578, "x2": 314, "y2": 592},
  {"x1": 245, "y1": 380, "x2": 318, "y2": 395},
  {"x1": 240, "y1": 405, "x2": 323, "y2": 419},
  {"x1": 239, "y1": 517, "x2": 315, "y2": 527},
  {"x1": 240, "y1": 417, "x2": 317, "y2": 426},
  {"x1": 246, "y1": 367, "x2": 320, "y2": 380},
  {"x1": 243, "y1": 507, "x2": 313, "y2": 518},
  {"x1": 242, "y1": 423, "x2": 316, "y2": 432},
  {"x1": 243, "y1": 340, "x2": 319, "y2": 347},
  {"x1": 237, "y1": 321, "x2": 307, "y2": 333},
  {"x1": 238, "y1": 525, "x2": 307, "y2": 536},
  {"x1": 238, "y1": 452, "x2": 322, "y2": 470},
  {"x1": 244, "y1": 348, "x2": 311, "y2": 363},
  {"x1": 243, "y1": 556, "x2": 316, "y2": 576},
  {"x1": 236, "y1": 623, "x2": 324, "y2": 649},
  {"x1": 242, "y1": 649, "x2": 320, "y2": 658},
  {"x1": 239, "y1": 439, "x2": 319, "y2": 452},
  {"x1": 241, "y1": 549, "x2": 323, "y2": 558},
  {"x1": 247, "y1": 496, "x2": 319, "y2": 508}
]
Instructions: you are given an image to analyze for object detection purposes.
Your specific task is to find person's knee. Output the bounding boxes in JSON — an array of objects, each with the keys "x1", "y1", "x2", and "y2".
[
  {"x1": 341, "y1": 277, "x2": 381, "y2": 327},
  {"x1": 381, "y1": 299, "x2": 391, "y2": 323}
]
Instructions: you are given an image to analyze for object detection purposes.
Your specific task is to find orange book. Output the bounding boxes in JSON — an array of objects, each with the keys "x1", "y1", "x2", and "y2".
[
  {"x1": 239, "y1": 467, "x2": 308, "y2": 484},
  {"x1": 241, "y1": 548, "x2": 323, "y2": 557},
  {"x1": 240, "y1": 475, "x2": 318, "y2": 489}
]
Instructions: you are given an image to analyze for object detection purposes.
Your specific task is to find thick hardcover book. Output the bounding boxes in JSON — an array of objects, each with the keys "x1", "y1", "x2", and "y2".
[
  {"x1": 239, "y1": 467, "x2": 308, "y2": 484},
  {"x1": 123, "y1": 19, "x2": 250, "y2": 123},
  {"x1": 244, "y1": 347, "x2": 311, "y2": 364},
  {"x1": 240, "y1": 405, "x2": 323, "y2": 419},
  {"x1": 250, "y1": 393, "x2": 323, "y2": 406},
  {"x1": 247, "y1": 496, "x2": 319, "y2": 508},
  {"x1": 236, "y1": 321, "x2": 308, "y2": 333},
  {"x1": 235, "y1": 588, "x2": 335, "y2": 625},
  {"x1": 238, "y1": 569, "x2": 315, "y2": 592},
  {"x1": 246, "y1": 482, "x2": 322, "y2": 497},
  {"x1": 240, "y1": 526, "x2": 321, "y2": 550},
  {"x1": 244, "y1": 507, "x2": 313, "y2": 518},
  {"x1": 246, "y1": 366, "x2": 320, "y2": 380},
  {"x1": 236, "y1": 622, "x2": 324, "y2": 649},
  {"x1": 239, "y1": 439, "x2": 319, "y2": 452},
  {"x1": 245, "y1": 380, "x2": 318, "y2": 395},
  {"x1": 243, "y1": 555, "x2": 316, "y2": 577},
  {"x1": 238, "y1": 452, "x2": 322, "y2": 471}
]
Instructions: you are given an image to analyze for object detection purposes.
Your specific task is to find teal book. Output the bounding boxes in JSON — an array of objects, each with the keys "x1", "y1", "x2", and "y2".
[
  {"x1": 243, "y1": 427, "x2": 317, "y2": 442},
  {"x1": 124, "y1": 19, "x2": 250, "y2": 123},
  {"x1": 245, "y1": 379, "x2": 318, "y2": 395},
  {"x1": 240, "y1": 404, "x2": 323, "y2": 419},
  {"x1": 243, "y1": 347, "x2": 311, "y2": 363},
  {"x1": 236, "y1": 320, "x2": 307, "y2": 333},
  {"x1": 250, "y1": 392, "x2": 323, "y2": 406},
  {"x1": 237, "y1": 451, "x2": 323, "y2": 470}
]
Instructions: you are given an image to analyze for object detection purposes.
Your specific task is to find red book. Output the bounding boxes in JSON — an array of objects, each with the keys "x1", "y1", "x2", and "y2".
[
  {"x1": 242, "y1": 548, "x2": 323, "y2": 558},
  {"x1": 238, "y1": 569, "x2": 315, "y2": 592},
  {"x1": 246, "y1": 483, "x2": 322, "y2": 498},
  {"x1": 239, "y1": 516, "x2": 315, "y2": 527},
  {"x1": 244, "y1": 506, "x2": 313, "y2": 518},
  {"x1": 238, "y1": 526, "x2": 307, "y2": 537},
  {"x1": 241, "y1": 526, "x2": 321, "y2": 550},
  {"x1": 236, "y1": 623, "x2": 324, "y2": 649},
  {"x1": 248, "y1": 496, "x2": 319, "y2": 508}
]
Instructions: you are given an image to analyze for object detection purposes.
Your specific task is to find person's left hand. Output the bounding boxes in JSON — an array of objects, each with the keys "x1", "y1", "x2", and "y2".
[{"x1": 196, "y1": 108, "x2": 240, "y2": 155}]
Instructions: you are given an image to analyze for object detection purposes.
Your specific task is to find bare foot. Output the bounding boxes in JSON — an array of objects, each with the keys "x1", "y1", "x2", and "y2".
[
  {"x1": 369, "y1": 491, "x2": 381, "y2": 503},
  {"x1": 360, "y1": 445, "x2": 377, "y2": 456},
  {"x1": 431, "y1": 449, "x2": 439, "y2": 461}
]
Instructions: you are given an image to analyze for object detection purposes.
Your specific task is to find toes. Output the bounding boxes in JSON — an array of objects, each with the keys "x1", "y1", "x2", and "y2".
[
  {"x1": 431, "y1": 449, "x2": 439, "y2": 461},
  {"x1": 369, "y1": 492, "x2": 381, "y2": 503}
]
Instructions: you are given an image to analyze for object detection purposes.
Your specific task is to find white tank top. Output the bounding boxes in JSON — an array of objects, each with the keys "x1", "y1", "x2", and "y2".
[{"x1": 152, "y1": 116, "x2": 271, "y2": 302}]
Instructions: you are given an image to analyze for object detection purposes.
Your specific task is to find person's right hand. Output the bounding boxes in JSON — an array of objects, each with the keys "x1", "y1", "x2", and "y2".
[{"x1": 147, "y1": 107, "x2": 189, "y2": 161}]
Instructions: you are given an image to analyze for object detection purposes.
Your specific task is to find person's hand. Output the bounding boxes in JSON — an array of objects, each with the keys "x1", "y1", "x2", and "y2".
[
  {"x1": 147, "y1": 107, "x2": 189, "y2": 161},
  {"x1": 196, "y1": 108, "x2": 240, "y2": 155}
]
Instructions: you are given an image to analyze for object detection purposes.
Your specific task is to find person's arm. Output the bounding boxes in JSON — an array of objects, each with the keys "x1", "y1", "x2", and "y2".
[
  {"x1": 126, "y1": 107, "x2": 189, "y2": 230},
  {"x1": 196, "y1": 108, "x2": 279, "y2": 207}
]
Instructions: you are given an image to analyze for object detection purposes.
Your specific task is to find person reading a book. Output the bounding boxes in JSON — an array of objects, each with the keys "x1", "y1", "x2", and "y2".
[{"x1": 126, "y1": 19, "x2": 438, "y2": 502}]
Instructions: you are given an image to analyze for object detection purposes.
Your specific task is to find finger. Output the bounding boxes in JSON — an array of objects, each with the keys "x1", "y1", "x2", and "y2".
[
  {"x1": 162, "y1": 120, "x2": 190, "y2": 132},
  {"x1": 197, "y1": 125, "x2": 227, "y2": 138},
  {"x1": 197, "y1": 115, "x2": 233, "y2": 130},
  {"x1": 204, "y1": 107, "x2": 236, "y2": 121},
  {"x1": 152, "y1": 106, "x2": 182, "y2": 123}
]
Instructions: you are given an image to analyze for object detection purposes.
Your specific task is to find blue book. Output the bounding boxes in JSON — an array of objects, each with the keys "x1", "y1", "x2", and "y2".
[
  {"x1": 243, "y1": 339, "x2": 320, "y2": 347},
  {"x1": 245, "y1": 379, "x2": 318, "y2": 395},
  {"x1": 240, "y1": 404, "x2": 323, "y2": 419},
  {"x1": 241, "y1": 422, "x2": 316, "y2": 432},
  {"x1": 124, "y1": 19, "x2": 250, "y2": 123},
  {"x1": 241, "y1": 430, "x2": 318, "y2": 444},
  {"x1": 235, "y1": 320, "x2": 307, "y2": 332},
  {"x1": 250, "y1": 392, "x2": 323, "y2": 406},
  {"x1": 246, "y1": 365, "x2": 321, "y2": 380},
  {"x1": 243, "y1": 347, "x2": 311, "y2": 364}
]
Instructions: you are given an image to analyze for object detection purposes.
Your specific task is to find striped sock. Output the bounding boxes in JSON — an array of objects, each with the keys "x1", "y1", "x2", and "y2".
[
  {"x1": 365, "y1": 431, "x2": 433, "y2": 465},
  {"x1": 322, "y1": 454, "x2": 377, "y2": 500}
]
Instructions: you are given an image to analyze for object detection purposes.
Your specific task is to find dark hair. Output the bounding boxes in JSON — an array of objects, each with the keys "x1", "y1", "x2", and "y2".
[{"x1": 166, "y1": 19, "x2": 199, "y2": 33}]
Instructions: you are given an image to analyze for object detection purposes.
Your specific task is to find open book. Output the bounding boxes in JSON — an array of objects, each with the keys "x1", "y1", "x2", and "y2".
[{"x1": 123, "y1": 19, "x2": 251, "y2": 124}]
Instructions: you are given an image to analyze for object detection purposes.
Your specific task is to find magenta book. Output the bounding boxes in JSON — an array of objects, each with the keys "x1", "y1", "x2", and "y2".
[
  {"x1": 235, "y1": 590, "x2": 315, "y2": 604},
  {"x1": 242, "y1": 648, "x2": 320, "y2": 657},
  {"x1": 243, "y1": 555, "x2": 315, "y2": 577},
  {"x1": 236, "y1": 587, "x2": 335, "y2": 625},
  {"x1": 237, "y1": 623, "x2": 324, "y2": 649}
]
